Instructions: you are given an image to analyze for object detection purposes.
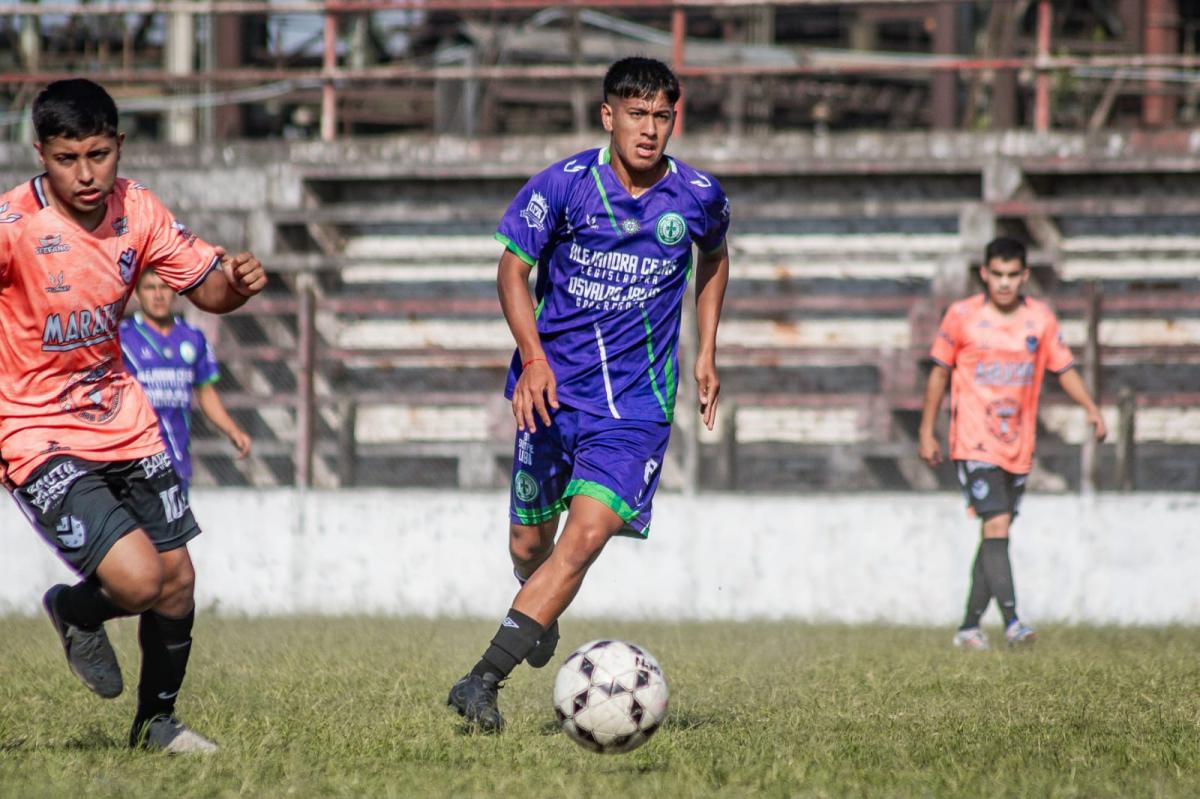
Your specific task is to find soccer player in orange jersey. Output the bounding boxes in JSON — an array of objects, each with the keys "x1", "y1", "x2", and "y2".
[
  {"x1": 918, "y1": 237, "x2": 1105, "y2": 650},
  {"x1": 0, "y1": 79, "x2": 266, "y2": 752}
]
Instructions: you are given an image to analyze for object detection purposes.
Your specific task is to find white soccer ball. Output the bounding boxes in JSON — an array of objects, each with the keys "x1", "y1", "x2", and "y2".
[{"x1": 552, "y1": 639, "x2": 669, "y2": 754}]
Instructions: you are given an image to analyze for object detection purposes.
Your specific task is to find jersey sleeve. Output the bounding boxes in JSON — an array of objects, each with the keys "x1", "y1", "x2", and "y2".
[
  {"x1": 1042, "y1": 311, "x2": 1075, "y2": 374},
  {"x1": 193, "y1": 330, "x2": 221, "y2": 385},
  {"x1": 495, "y1": 162, "x2": 572, "y2": 267},
  {"x1": 930, "y1": 305, "x2": 963, "y2": 368},
  {"x1": 695, "y1": 178, "x2": 731, "y2": 255},
  {"x1": 0, "y1": 199, "x2": 20, "y2": 284},
  {"x1": 138, "y1": 188, "x2": 222, "y2": 294}
]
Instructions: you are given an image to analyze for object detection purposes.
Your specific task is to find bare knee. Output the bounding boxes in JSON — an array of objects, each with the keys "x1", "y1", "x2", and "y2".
[
  {"x1": 154, "y1": 550, "x2": 197, "y2": 616},
  {"x1": 105, "y1": 561, "x2": 165, "y2": 613},
  {"x1": 510, "y1": 520, "x2": 557, "y2": 570},
  {"x1": 555, "y1": 521, "x2": 613, "y2": 572},
  {"x1": 981, "y1": 514, "x2": 1012, "y2": 539}
]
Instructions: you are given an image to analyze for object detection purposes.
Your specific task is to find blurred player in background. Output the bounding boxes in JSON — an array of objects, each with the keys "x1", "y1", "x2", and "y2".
[
  {"x1": 447, "y1": 56, "x2": 731, "y2": 731},
  {"x1": 121, "y1": 268, "x2": 252, "y2": 496},
  {"x1": 0, "y1": 79, "x2": 266, "y2": 752},
  {"x1": 918, "y1": 237, "x2": 1106, "y2": 650}
]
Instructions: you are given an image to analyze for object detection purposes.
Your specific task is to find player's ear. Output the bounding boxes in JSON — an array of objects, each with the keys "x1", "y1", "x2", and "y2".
[
  {"x1": 600, "y1": 102, "x2": 614, "y2": 132},
  {"x1": 116, "y1": 132, "x2": 125, "y2": 161}
]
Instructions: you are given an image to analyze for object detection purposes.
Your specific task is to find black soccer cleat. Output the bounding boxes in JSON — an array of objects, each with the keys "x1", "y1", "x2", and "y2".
[
  {"x1": 446, "y1": 673, "x2": 505, "y2": 732},
  {"x1": 525, "y1": 619, "x2": 560, "y2": 668},
  {"x1": 43, "y1": 584, "x2": 123, "y2": 699}
]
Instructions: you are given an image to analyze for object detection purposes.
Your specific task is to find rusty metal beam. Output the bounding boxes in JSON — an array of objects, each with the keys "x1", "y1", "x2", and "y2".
[{"x1": 0, "y1": 0, "x2": 957, "y2": 15}]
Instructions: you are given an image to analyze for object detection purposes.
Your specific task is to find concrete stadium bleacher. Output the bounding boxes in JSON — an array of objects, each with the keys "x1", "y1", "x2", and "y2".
[{"x1": 6, "y1": 131, "x2": 1190, "y2": 491}]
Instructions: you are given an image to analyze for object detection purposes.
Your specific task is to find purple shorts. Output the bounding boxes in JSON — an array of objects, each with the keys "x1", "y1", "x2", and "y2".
[{"x1": 509, "y1": 404, "x2": 672, "y2": 538}]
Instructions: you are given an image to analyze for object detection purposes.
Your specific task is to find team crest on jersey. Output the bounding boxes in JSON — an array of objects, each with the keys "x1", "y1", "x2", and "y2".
[
  {"x1": 118, "y1": 247, "x2": 138, "y2": 284},
  {"x1": 55, "y1": 515, "x2": 88, "y2": 549},
  {"x1": 0, "y1": 201, "x2": 20, "y2": 224},
  {"x1": 112, "y1": 215, "x2": 129, "y2": 237},
  {"x1": 36, "y1": 234, "x2": 70, "y2": 255},
  {"x1": 1025, "y1": 335, "x2": 1038, "y2": 353},
  {"x1": 620, "y1": 218, "x2": 640, "y2": 235},
  {"x1": 520, "y1": 191, "x2": 550, "y2": 232},
  {"x1": 179, "y1": 340, "x2": 197, "y2": 364},
  {"x1": 986, "y1": 398, "x2": 1021, "y2": 444},
  {"x1": 514, "y1": 470, "x2": 539, "y2": 502},
  {"x1": 58, "y1": 361, "x2": 125, "y2": 425},
  {"x1": 655, "y1": 212, "x2": 686, "y2": 245},
  {"x1": 45, "y1": 271, "x2": 71, "y2": 294}
]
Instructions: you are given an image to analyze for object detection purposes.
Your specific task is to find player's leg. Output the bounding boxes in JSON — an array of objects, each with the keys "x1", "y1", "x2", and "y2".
[
  {"x1": 953, "y1": 461, "x2": 1015, "y2": 650},
  {"x1": 14, "y1": 457, "x2": 164, "y2": 697},
  {"x1": 510, "y1": 517, "x2": 561, "y2": 667},
  {"x1": 119, "y1": 453, "x2": 216, "y2": 752},
  {"x1": 129, "y1": 545, "x2": 215, "y2": 752},
  {"x1": 448, "y1": 419, "x2": 571, "y2": 730}
]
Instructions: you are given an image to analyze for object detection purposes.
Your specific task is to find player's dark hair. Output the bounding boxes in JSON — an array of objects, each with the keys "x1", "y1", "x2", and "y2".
[
  {"x1": 984, "y1": 237, "x2": 1027, "y2": 269},
  {"x1": 32, "y1": 79, "x2": 119, "y2": 142},
  {"x1": 603, "y1": 57, "x2": 681, "y2": 105}
]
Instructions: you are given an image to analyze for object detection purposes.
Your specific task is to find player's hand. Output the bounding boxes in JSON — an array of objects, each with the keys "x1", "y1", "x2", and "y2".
[
  {"x1": 1088, "y1": 407, "x2": 1108, "y2": 442},
  {"x1": 227, "y1": 426, "x2": 252, "y2": 458},
  {"x1": 215, "y1": 247, "x2": 267, "y2": 298},
  {"x1": 695, "y1": 355, "x2": 720, "y2": 431},
  {"x1": 918, "y1": 429, "x2": 943, "y2": 467},
  {"x1": 512, "y1": 358, "x2": 558, "y2": 433}
]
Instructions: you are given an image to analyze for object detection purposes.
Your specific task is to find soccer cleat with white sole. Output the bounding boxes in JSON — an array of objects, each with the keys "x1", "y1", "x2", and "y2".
[
  {"x1": 130, "y1": 715, "x2": 218, "y2": 754},
  {"x1": 1005, "y1": 620, "x2": 1038, "y2": 647},
  {"x1": 952, "y1": 626, "x2": 990, "y2": 651}
]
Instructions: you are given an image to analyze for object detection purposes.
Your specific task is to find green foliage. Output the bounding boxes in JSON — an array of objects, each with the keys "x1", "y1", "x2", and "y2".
[{"x1": 2, "y1": 618, "x2": 1199, "y2": 798}]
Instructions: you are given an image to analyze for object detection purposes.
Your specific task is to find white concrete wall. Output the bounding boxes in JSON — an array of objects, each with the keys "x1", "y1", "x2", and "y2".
[{"x1": 2, "y1": 491, "x2": 1197, "y2": 625}]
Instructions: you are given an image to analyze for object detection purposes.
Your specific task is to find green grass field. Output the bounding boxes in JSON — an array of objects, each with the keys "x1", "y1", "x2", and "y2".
[{"x1": 2, "y1": 617, "x2": 1198, "y2": 798}]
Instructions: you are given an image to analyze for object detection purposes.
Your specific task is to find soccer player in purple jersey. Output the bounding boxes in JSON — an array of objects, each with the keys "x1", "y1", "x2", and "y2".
[
  {"x1": 120, "y1": 268, "x2": 251, "y2": 496},
  {"x1": 447, "y1": 57, "x2": 731, "y2": 731}
]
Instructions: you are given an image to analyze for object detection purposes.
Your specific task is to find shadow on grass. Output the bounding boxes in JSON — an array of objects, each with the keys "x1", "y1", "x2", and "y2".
[{"x1": 1, "y1": 728, "x2": 125, "y2": 752}]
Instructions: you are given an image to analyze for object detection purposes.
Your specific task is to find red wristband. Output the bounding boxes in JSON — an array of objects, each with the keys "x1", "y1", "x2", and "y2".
[{"x1": 522, "y1": 357, "x2": 546, "y2": 369}]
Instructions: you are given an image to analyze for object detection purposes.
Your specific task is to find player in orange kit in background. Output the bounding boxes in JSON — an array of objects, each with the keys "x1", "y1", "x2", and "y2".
[
  {"x1": 0, "y1": 79, "x2": 266, "y2": 752},
  {"x1": 918, "y1": 237, "x2": 1106, "y2": 650}
]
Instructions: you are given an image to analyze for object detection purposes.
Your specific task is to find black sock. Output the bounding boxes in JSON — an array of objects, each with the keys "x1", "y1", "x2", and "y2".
[
  {"x1": 980, "y1": 537, "x2": 1018, "y2": 626},
  {"x1": 470, "y1": 608, "x2": 543, "y2": 681},
  {"x1": 55, "y1": 578, "x2": 129, "y2": 631},
  {"x1": 961, "y1": 543, "x2": 992, "y2": 630},
  {"x1": 134, "y1": 608, "x2": 194, "y2": 726}
]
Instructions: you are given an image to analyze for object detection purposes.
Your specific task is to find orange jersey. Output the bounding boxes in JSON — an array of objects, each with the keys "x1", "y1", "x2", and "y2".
[
  {"x1": 0, "y1": 176, "x2": 221, "y2": 485},
  {"x1": 930, "y1": 294, "x2": 1074, "y2": 474}
]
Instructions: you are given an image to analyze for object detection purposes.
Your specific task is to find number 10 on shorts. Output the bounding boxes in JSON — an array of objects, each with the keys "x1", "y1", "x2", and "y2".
[{"x1": 159, "y1": 486, "x2": 189, "y2": 523}]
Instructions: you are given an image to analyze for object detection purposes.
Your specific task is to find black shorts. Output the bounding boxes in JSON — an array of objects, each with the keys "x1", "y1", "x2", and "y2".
[
  {"x1": 11, "y1": 452, "x2": 200, "y2": 578},
  {"x1": 955, "y1": 460, "x2": 1027, "y2": 521}
]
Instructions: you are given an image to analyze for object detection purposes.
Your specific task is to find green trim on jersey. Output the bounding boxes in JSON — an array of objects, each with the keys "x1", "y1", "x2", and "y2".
[
  {"x1": 640, "y1": 308, "x2": 672, "y2": 422},
  {"x1": 197, "y1": 374, "x2": 220, "y2": 386},
  {"x1": 589, "y1": 167, "x2": 620, "y2": 233},
  {"x1": 495, "y1": 232, "x2": 537, "y2": 267},
  {"x1": 513, "y1": 498, "x2": 567, "y2": 525},
  {"x1": 599, "y1": 146, "x2": 611, "y2": 164},
  {"x1": 563, "y1": 478, "x2": 639, "y2": 522},
  {"x1": 534, "y1": 297, "x2": 545, "y2": 320}
]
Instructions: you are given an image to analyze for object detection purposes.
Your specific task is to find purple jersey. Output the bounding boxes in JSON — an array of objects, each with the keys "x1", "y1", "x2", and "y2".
[
  {"x1": 118, "y1": 313, "x2": 220, "y2": 482},
  {"x1": 497, "y1": 147, "x2": 730, "y2": 422}
]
